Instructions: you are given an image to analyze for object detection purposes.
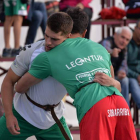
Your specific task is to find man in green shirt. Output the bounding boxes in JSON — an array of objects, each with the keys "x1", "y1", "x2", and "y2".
[{"x1": 16, "y1": 8, "x2": 137, "y2": 140}]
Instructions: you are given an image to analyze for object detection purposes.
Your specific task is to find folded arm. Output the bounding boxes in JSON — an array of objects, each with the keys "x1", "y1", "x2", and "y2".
[{"x1": 15, "y1": 72, "x2": 42, "y2": 93}]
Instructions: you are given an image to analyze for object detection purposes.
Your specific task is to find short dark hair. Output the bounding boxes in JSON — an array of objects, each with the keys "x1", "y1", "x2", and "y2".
[
  {"x1": 47, "y1": 12, "x2": 73, "y2": 35},
  {"x1": 66, "y1": 7, "x2": 89, "y2": 34}
]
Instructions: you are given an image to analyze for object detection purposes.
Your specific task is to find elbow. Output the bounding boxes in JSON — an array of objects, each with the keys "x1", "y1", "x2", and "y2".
[
  {"x1": 15, "y1": 84, "x2": 27, "y2": 94},
  {"x1": 15, "y1": 89, "x2": 25, "y2": 94}
]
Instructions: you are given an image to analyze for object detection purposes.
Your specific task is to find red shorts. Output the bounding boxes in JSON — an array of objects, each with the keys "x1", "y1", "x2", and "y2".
[{"x1": 79, "y1": 94, "x2": 137, "y2": 140}]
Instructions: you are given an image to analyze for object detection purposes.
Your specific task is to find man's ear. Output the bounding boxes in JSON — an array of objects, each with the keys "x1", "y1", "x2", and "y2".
[
  {"x1": 67, "y1": 33, "x2": 72, "y2": 38},
  {"x1": 82, "y1": 29, "x2": 87, "y2": 38}
]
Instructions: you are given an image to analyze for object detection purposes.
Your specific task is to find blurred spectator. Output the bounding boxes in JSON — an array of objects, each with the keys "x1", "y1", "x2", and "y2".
[
  {"x1": 127, "y1": 20, "x2": 140, "y2": 109},
  {"x1": 100, "y1": 26, "x2": 132, "y2": 107},
  {"x1": 45, "y1": 1, "x2": 59, "y2": 17},
  {"x1": 2, "y1": 0, "x2": 27, "y2": 57},
  {"x1": 25, "y1": 0, "x2": 47, "y2": 45},
  {"x1": 122, "y1": 0, "x2": 140, "y2": 19},
  {"x1": 59, "y1": 0, "x2": 93, "y2": 39}
]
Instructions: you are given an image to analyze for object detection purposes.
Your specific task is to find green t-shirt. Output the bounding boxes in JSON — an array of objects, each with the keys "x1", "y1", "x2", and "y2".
[{"x1": 29, "y1": 38, "x2": 122, "y2": 123}]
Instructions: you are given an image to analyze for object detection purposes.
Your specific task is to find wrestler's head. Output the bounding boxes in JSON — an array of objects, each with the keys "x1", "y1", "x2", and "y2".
[{"x1": 44, "y1": 12, "x2": 73, "y2": 51}]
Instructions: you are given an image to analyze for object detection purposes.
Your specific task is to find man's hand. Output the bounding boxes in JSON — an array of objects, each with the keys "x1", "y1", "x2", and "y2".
[
  {"x1": 76, "y1": 3, "x2": 84, "y2": 10},
  {"x1": 93, "y1": 72, "x2": 121, "y2": 92},
  {"x1": 93, "y1": 72, "x2": 113, "y2": 86},
  {"x1": 6, "y1": 114, "x2": 20, "y2": 135},
  {"x1": 111, "y1": 48, "x2": 121, "y2": 57},
  {"x1": 117, "y1": 71, "x2": 126, "y2": 80}
]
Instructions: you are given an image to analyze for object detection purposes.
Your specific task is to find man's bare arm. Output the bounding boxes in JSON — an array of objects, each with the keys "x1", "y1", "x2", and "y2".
[
  {"x1": 93, "y1": 65, "x2": 121, "y2": 92},
  {"x1": 110, "y1": 65, "x2": 114, "y2": 78},
  {"x1": 110, "y1": 65, "x2": 121, "y2": 92},
  {"x1": 1, "y1": 68, "x2": 21, "y2": 135},
  {"x1": 93, "y1": 72, "x2": 121, "y2": 92},
  {"x1": 15, "y1": 72, "x2": 42, "y2": 93}
]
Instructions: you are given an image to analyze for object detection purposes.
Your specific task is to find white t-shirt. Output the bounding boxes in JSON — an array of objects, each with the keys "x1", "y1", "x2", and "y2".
[{"x1": 11, "y1": 40, "x2": 67, "y2": 129}]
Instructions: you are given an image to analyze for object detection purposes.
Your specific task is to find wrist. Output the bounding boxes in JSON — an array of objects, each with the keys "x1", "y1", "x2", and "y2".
[
  {"x1": 5, "y1": 112, "x2": 14, "y2": 118},
  {"x1": 111, "y1": 79, "x2": 115, "y2": 87},
  {"x1": 113, "y1": 80, "x2": 121, "y2": 92}
]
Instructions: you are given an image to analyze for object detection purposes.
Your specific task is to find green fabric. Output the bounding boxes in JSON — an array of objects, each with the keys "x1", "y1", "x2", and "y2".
[
  {"x1": 0, "y1": 106, "x2": 72, "y2": 140},
  {"x1": 127, "y1": 39, "x2": 140, "y2": 79},
  {"x1": 29, "y1": 37, "x2": 122, "y2": 123},
  {"x1": 4, "y1": 0, "x2": 27, "y2": 16}
]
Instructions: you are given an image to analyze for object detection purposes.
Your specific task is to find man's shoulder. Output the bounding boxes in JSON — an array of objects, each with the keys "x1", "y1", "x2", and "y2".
[
  {"x1": 101, "y1": 36, "x2": 113, "y2": 42},
  {"x1": 129, "y1": 39, "x2": 136, "y2": 45},
  {"x1": 21, "y1": 40, "x2": 45, "y2": 54},
  {"x1": 127, "y1": 39, "x2": 138, "y2": 50},
  {"x1": 100, "y1": 36, "x2": 114, "y2": 46}
]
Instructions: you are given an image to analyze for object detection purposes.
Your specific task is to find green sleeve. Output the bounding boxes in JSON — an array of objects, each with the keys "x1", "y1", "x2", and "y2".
[{"x1": 28, "y1": 52, "x2": 51, "y2": 79}]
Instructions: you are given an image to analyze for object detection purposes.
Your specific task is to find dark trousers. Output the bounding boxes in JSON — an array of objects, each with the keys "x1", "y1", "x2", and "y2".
[{"x1": 25, "y1": 2, "x2": 47, "y2": 45}]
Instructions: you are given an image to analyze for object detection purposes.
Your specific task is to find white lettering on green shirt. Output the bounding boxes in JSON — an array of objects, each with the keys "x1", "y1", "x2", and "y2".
[{"x1": 65, "y1": 55, "x2": 104, "y2": 70}]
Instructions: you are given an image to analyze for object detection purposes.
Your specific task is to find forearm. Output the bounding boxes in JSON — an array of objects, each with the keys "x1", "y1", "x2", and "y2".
[
  {"x1": 1, "y1": 68, "x2": 21, "y2": 117},
  {"x1": 111, "y1": 66, "x2": 121, "y2": 92},
  {"x1": 111, "y1": 79, "x2": 121, "y2": 92},
  {"x1": 1, "y1": 80, "x2": 15, "y2": 117},
  {"x1": 16, "y1": 72, "x2": 42, "y2": 93},
  {"x1": 1, "y1": 78, "x2": 21, "y2": 135}
]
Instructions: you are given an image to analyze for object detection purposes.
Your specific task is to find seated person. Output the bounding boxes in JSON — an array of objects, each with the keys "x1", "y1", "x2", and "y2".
[
  {"x1": 100, "y1": 26, "x2": 133, "y2": 107},
  {"x1": 127, "y1": 20, "x2": 140, "y2": 109}
]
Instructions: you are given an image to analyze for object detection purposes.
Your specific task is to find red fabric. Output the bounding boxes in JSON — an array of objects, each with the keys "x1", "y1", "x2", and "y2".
[
  {"x1": 127, "y1": 7, "x2": 140, "y2": 14},
  {"x1": 25, "y1": 5, "x2": 30, "y2": 19},
  {"x1": 59, "y1": 0, "x2": 92, "y2": 10},
  {"x1": 122, "y1": 0, "x2": 129, "y2": 4},
  {"x1": 99, "y1": 6, "x2": 126, "y2": 19},
  {"x1": 79, "y1": 95, "x2": 137, "y2": 140},
  {"x1": 46, "y1": 1, "x2": 59, "y2": 10}
]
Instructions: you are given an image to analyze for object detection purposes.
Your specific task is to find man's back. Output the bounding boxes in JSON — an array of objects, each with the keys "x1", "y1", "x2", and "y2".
[{"x1": 29, "y1": 37, "x2": 122, "y2": 122}]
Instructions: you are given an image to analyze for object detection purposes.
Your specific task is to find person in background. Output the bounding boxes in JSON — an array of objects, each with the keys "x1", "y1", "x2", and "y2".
[
  {"x1": 122, "y1": 0, "x2": 140, "y2": 19},
  {"x1": 59, "y1": 0, "x2": 93, "y2": 39},
  {"x1": 100, "y1": 26, "x2": 132, "y2": 107},
  {"x1": 25, "y1": 0, "x2": 47, "y2": 45},
  {"x1": 127, "y1": 20, "x2": 140, "y2": 109},
  {"x1": 2, "y1": 0, "x2": 27, "y2": 57}
]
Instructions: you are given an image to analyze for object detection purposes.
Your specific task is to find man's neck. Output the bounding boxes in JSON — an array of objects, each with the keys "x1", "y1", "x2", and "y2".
[{"x1": 70, "y1": 33, "x2": 82, "y2": 38}]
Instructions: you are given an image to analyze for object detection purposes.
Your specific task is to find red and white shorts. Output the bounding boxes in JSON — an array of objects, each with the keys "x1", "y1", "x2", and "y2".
[{"x1": 79, "y1": 94, "x2": 137, "y2": 140}]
